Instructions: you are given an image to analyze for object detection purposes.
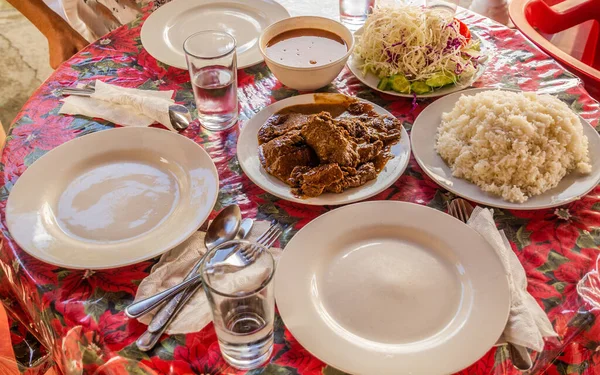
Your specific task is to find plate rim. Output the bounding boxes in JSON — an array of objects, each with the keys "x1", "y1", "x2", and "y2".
[
  {"x1": 347, "y1": 28, "x2": 488, "y2": 98},
  {"x1": 5, "y1": 127, "x2": 219, "y2": 270},
  {"x1": 274, "y1": 201, "x2": 511, "y2": 375},
  {"x1": 140, "y1": 0, "x2": 290, "y2": 70},
  {"x1": 236, "y1": 93, "x2": 411, "y2": 206},
  {"x1": 411, "y1": 87, "x2": 600, "y2": 210}
]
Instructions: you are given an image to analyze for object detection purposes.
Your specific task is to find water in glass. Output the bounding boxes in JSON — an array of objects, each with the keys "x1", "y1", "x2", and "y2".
[
  {"x1": 339, "y1": 0, "x2": 375, "y2": 30},
  {"x1": 201, "y1": 240, "x2": 275, "y2": 370},
  {"x1": 213, "y1": 295, "x2": 274, "y2": 369},
  {"x1": 184, "y1": 31, "x2": 238, "y2": 132},
  {"x1": 192, "y1": 66, "x2": 238, "y2": 131}
]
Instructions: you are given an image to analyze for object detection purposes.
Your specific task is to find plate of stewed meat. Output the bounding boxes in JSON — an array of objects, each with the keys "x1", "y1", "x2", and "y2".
[{"x1": 237, "y1": 93, "x2": 410, "y2": 205}]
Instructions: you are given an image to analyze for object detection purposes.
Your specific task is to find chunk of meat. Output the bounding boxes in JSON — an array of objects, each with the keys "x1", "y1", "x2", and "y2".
[
  {"x1": 347, "y1": 101, "x2": 376, "y2": 116},
  {"x1": 301, "y1": 112, "x2": 360, "y2": 167},
  {"x1": 258, "y1": 130, "x2": 317, "y2": 183},
  {"x1": 357, "y1": 140, "x2": 384, "y2": 164},
  {"x1": 290, "y1": 164, "x2": 344, "y2": 198},
  {"x1": 325, "y1": 163, "x2": 378, "y2": 193},
  {"x1": 258, "y1": 113, "x2": 311, "y2": 144},
  {"x1": 362, "y1": 115, "x2": 403, "y2": 145}
]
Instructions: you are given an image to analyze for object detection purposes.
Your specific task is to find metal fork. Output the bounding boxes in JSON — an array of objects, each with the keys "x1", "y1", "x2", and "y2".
[
  {"x1": 207, "y1": 223, "x2": 282, "y2": 272},
  {"x1": 447, "y1": 198, "x2": 474, "y2": 223},
  {"x1": 135, "y1": 221, "x2": 284, "y2": 351},
  {"x1": 447, "y1": 198, "x2": 533, "y2": 372}
]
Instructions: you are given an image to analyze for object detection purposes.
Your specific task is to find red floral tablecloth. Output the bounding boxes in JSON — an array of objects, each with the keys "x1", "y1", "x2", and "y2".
[{"x1": 1, "y1": 2, "x2": 600, "y2": 374}]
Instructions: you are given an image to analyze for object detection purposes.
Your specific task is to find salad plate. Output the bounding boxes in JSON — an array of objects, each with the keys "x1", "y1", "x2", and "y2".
[
  {"x1": 6, "y1": 128, "x2": 219, "y2": 269},
  {"x1": 347, "y1": 17, "x2": 489, "y2": 98},
  {"x1": 275, "y1": 201, "x2": 510, "y2": 375}
]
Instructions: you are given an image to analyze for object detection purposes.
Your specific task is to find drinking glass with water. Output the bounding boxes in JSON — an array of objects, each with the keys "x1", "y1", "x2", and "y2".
[
  {"x1": 339, "y1": 0, "x2": 375, "y2": 31},
  {"x1": 184, "y1": 31, "x2": 238, "y2": 131},
  {"x1": 201, "y1": 240, "x2": 275, "y2": 370},
  {"x1": 425, "y1": 0, "x2": 459, "y2": 18}
]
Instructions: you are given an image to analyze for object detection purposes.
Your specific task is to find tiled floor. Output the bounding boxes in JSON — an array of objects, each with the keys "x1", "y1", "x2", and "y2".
[{"x1": 0, "y1": 0, "x2": 53, "y2": 131}]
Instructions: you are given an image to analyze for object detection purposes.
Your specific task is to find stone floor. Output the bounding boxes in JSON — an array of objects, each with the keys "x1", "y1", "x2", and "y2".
[{"x1": 0, "y1": 0, "x2": 53, "y2": 131}]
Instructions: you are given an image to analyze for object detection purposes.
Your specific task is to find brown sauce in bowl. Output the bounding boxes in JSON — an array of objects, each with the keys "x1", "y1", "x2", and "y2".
[{"x1": 266, "y1": 28, "x2": 348, "y2": 68}]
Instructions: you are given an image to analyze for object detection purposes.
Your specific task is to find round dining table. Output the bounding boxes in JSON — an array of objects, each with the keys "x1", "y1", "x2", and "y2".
[{"x1": 1, "y1": 1, "x2": 600, "y2": 374}]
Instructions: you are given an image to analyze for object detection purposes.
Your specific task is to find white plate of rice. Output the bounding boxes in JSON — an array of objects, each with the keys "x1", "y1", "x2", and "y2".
[{"x1": 411, "y1": 88, "x2": 600, "y2": 210}]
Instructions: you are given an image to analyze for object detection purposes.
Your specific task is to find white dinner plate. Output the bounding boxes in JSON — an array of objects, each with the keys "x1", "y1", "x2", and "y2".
[
  {"x1": 6, "y1": 128, "x2": 219, "y2": 269},
  {"x1": 411, "y1": 88, "x2": 600, "y2": 210},
  {"x1": 347, "y1": 28, "x2": 487, "y2": 98},
  {"x1": 237, "y1": 93, "x2": 411, "y2": 205},
  {"x1": 275, "y1": 201, "x2": 510, "y2": 375},
  {"x1": 141, "y1": 0, "x2": 290, "y2": 70}
]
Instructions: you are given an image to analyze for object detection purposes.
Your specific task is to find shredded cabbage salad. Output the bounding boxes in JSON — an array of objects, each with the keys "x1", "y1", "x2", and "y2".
[{"x1": 354, "y1": 5, "x2": 481, "y2": 94}]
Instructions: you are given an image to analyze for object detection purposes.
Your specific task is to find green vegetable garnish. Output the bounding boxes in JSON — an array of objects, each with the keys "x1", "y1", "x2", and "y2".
[
  {"x1": 425, "y1": 72, "x2": 456, "y2": 88},
  {"x1": 410, "y1": 81, "x2": 432, "y2": 94},
  {"x1": 390, "y1": 75, "x2": 411, "y2": 93},
  {"x1": 377, "y1": 77, "x2": 390, "y2": 90}
]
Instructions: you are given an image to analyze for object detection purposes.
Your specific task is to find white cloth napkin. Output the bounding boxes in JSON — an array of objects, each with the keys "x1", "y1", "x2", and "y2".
[
  {"x1": 134, "y1": 221, "x2": 282, "y2": 334},
  {"x1": 468, "y1": 207, "x2": 558, "y2": 352},
  {"x1": 59, "y1": 80, "x2": 177, "y2": 130}
]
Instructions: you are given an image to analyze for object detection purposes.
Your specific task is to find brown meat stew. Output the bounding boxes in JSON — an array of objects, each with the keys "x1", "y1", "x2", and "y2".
[{"x1": 258, "y1": 95, "x2": 402, "y2": 198}]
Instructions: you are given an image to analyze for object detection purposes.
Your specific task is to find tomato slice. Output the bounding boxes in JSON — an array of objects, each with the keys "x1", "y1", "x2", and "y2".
[{"x1": 456, "y1": 19, "x2": 471, "y2": 43}]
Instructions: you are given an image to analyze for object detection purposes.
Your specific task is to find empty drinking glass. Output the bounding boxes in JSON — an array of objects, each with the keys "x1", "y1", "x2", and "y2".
[
  {"x1": 339, "y1": 0, "x2": 375, "y2": 31},
  {"x1": 184, "y1": 31, "x2": 238, "y2": 131},
  {"x1": 201, "y1": 240, "x2": 275, "y2": 370}
]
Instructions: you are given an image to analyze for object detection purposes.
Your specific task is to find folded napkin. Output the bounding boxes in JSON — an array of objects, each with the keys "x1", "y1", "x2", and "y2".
[
  {"x1": 134, "y1": 220, "x2": 282, "y2": 334},
  {"x1": 468, "y1": 207, "x2": 558, "y2": 352},
  {"x1": 59, "y1": 80, "x2": 177, "y2": 130}
]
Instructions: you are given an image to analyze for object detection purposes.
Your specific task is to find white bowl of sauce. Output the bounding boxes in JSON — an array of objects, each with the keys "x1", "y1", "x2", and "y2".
[{"x1": 259, "y1": 16, "x2": 354, "y2": 91}]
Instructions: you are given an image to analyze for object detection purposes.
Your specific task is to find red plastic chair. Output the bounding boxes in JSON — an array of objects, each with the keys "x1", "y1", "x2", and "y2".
[{"x1": 510, "y1": 0, "x2": 600, "y2": 98}]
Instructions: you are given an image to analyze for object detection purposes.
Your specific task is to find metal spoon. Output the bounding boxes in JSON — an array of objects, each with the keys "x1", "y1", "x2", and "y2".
[
  {"x1": 125, "y1": 205, "x2": 241, "y2": 318},
  {"x1": 59, "y1": 87, "x2": 191, "y2": 131},
  {"x1": 136, "y1": 218, "x2": 254, "y2": 351}
]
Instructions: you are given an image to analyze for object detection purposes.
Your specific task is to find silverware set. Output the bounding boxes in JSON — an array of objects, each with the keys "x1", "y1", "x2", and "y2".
[
  {"x1": 126, "y1": 204, "x2": 284, "y2": 351},
  {"x1": 57, "y1": 82, "x2": 191, "y2": 131}
]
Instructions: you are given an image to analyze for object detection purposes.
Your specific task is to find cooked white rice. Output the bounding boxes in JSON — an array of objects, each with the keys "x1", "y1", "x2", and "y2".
[{"x1": 435, "y1": 90, "x2": 591, "y2": 203}]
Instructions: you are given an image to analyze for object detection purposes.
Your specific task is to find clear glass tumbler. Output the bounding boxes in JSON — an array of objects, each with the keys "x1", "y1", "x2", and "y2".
[
  {"x1": 200, "y1": 240, "x2": 275, "y2": 370},
  {"x1": 425, "y1": 0, "x2": 459, "y2": 18},
  {"x1": 339, "y1": 0, "x2": 375, "y2": 31},
  {"x1": 183, "y1": 31, "x2": 239, "y2": 131}
]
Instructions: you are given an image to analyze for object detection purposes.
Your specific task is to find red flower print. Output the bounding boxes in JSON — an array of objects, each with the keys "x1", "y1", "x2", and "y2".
[
  {"x1": 237, "y1": 71, "x2": 256, "y2": 87},
  {"x1": 554, "y1": 247, "x2": 597, "y2": 296},
  {"x1": 119, "y1": 49, "x2": 190, "y2": 90},
  {"x1": 274, "y1": 330, "x2": 325, "y2": 375},
  {"x1": 140, "y1": 356, "x2": 194, "y2": 375},
  {"x1": 60, "y1": 261, "x2": 151, "y2": 300},
  {"x1": 387, "y1": 172, "x2": 439, "y2": 204},
  {"x1": 97, "y1": 311, "x2": 146, "y2": 352},
  {"x1": 173, "y1": 327, "x2": 242, "y2": 375},
  {"x1": 453, "y1": 347, "x2": 498, "y2": 374},
  {"x1": 275, "y1": 201, "x2": 326, "y2": 228},
  {"x1": 54, "y1": 299, "x2": 97, "y2": 331},
  {"x1": 528, "y1": 277, "x2": 562, "y2": 301},
  {"x1": 18, "y1": 253, "x2": 57, "y2": 285},
  {"x1": 92, "y1": 27, "x2": 141, "y2": 53}
]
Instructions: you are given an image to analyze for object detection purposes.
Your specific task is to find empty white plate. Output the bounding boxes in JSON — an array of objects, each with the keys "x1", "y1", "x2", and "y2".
[
  {"x1": 275, "y1": 201, "x2": 510, "y2": 375},
  {"x1": 411, "y1": 88, "x2": 600, "y2": 210},
  {"x1": 6, "y1": 127, "x2": 219, "y2": 269},
  {"x1": 237, "y1": 93, "x2": 411, "y2": 206},
  {"x1": 141, "y1": 0, "x2": 290, "y2": 69}
]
